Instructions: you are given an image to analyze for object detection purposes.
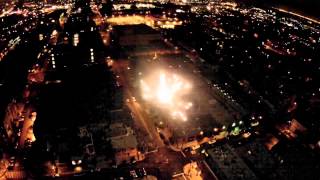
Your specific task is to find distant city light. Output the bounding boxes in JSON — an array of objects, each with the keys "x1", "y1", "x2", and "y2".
[{"x1": 232, "y1": 122, "x2": 236, "y2": 127}]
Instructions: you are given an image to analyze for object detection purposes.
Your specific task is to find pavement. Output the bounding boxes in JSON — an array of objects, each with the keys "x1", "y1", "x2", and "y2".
[{"x1": 111, "y1": 60, "x2": 165, "y2": 149}]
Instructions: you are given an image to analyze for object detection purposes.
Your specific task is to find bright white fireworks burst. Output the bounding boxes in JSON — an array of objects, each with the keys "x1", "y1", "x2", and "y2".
[{"x1": 140, "y1": 71, "x2": 192, "y2": 121}]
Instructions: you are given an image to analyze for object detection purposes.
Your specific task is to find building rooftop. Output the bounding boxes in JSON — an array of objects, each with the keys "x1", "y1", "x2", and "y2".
[
  {"x1": 206, "y1": 144, "x2": 258, "y2": 180},
  {"x1": 234, "y1": 139, "x2": 281, "y2": 180},
  {"x1": 107, "y1": 123, "x2": 134, "y2": 140},
  {"x1": 111, "y1": 134, "x2": 138, "y2": 150}
]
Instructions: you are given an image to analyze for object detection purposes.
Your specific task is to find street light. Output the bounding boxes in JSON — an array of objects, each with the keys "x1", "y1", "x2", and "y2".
[{"x1": 90, "y1": 48, "x2": 94, "y2": 63}]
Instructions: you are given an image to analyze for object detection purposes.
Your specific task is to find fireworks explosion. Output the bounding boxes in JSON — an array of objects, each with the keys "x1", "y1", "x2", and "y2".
[{"x1": 140, "y1": 71, "x2": 192, "y2": 121}]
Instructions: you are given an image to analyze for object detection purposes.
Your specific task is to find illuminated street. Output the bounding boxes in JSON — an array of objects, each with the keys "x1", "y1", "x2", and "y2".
[{"x1": 111, "y1": 59, "x2": 164, "y2": 148}]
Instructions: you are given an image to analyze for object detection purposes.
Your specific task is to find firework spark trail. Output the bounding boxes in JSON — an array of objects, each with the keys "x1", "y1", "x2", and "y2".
[{"x1": 141, "y1": 71, "x2": 192, "y2": 121}]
